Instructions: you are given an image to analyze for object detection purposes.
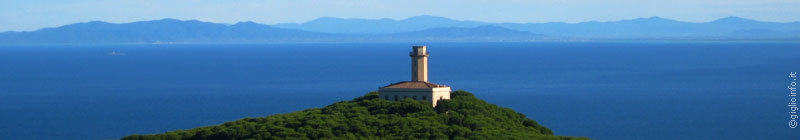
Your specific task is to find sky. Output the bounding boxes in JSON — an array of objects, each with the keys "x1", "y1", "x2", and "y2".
[{"x1": 1, "y1": 0, "x2": 799, "y2": 31}]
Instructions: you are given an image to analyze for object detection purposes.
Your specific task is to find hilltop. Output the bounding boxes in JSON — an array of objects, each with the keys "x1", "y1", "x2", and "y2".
[{"x1": 122, "y1": 90, "x2": 587, "y2": 140}]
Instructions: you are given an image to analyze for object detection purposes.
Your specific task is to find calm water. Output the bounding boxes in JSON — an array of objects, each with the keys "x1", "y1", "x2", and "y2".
[{"x1": 1, "y1": 42, "x2": 799, "y2": 140}]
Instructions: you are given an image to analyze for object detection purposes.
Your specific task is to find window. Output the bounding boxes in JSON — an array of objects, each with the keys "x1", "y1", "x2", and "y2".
[
  {"x1": 422, "y1": 96, "x2": 426, "y2": 100},
  {"x1": 385, "y1": 96, "x2": 389, "y2": 100},
  {"x1": 394, "y1": 96, "x2": 398, "y2": 101},
  {"x1": 413, "y1": 96, "x2": 417, "y2": 100},
  {"x1": 404, "y1": 96, "x2": 407, "y2": 99}
]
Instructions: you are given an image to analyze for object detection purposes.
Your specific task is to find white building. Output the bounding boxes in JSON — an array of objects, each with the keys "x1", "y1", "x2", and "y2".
[{"x1": 379, "y1": 46, "x2": 451, "y2": 107}]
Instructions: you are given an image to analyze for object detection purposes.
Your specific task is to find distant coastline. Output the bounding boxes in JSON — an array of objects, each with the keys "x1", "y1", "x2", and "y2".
[
  {"x1": 1, "y1": 15, "x2": 798, "y2": 45},
  {"x1": 2, "y1": 39, "x2": 799, "y2": 47}
]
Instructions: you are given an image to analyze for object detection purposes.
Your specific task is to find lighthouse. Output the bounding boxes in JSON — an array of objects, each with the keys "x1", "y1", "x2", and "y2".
[
  {"x1": 379, "y1": 46, "x2": 451, "y2": 107},
  {"x1": 411, "y1": 46, "x2": 428, "y2": 82}
]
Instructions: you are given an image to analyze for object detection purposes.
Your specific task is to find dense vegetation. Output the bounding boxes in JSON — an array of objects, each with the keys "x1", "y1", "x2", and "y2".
[{"x1": 123, "y1": 90, "x2": 588, "y2": 140}]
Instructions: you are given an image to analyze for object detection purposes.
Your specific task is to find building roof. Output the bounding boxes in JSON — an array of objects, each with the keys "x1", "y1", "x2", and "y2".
[{"x1": 381, "y1": 81, "x2": 449, "y2": 89}]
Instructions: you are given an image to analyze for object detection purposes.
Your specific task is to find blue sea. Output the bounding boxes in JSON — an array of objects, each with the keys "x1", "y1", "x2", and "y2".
[{"x1": 1, "y1": 42, "x2": 799, "y2": 140}]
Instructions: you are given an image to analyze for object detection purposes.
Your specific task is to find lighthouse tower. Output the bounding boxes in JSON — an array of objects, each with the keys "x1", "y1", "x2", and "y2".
[
  {"x1": 379, "y1": 46, "x2": 451, "y2": 107},
  {"x1": 411, "y1": 46, "x2": 428, "y2": 82}
]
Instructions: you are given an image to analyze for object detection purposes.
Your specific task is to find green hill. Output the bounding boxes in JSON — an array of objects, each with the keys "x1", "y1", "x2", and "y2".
[{"x1": 122, "y1": 90, "x2": 588, "y2": 140}]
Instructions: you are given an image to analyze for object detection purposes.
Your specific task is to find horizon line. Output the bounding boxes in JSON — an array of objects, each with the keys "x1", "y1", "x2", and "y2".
[{"x1": 3, "y1": 15, "x2": 798, "y2": 32}]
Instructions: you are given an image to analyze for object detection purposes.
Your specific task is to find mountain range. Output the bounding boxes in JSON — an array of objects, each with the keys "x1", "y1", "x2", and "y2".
[
  {"x1": 1, "y1": 15, "x2": 798, "y2": 44},
  {"x1": 276, "y1": 15, "x2": 800, "y2": 39}
]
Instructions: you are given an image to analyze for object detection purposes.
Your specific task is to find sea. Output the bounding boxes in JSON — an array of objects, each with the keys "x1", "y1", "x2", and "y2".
[{"x1": 1, "y1": 42, "x2": 799, "y2": 140}]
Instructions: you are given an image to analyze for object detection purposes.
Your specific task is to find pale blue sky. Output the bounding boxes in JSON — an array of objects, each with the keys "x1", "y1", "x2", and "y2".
[{"x1": 1, "y1": 0, "x2": 799, "y2": 31}]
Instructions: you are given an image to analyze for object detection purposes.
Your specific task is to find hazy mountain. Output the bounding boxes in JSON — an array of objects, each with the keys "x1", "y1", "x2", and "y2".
[
  {"x1": 273, "y1": 15, "x2": 487, "y2": 34},
  {"x1": 0, "y1": 19, "x2": 338, "y2": 44},
  {"x1": 0, "y1": 19, "x2": 538, "y2": 44},
  {"x1": 494, "y1": 16, "x2": 800, "y2": 39},
  {"x1": 274, "y1": 15, "x2": 800, "y2": 39},
  {"x1": 1, "y1": 16, "x2": 798, "y2": 44},
  {"x1": 380, "y1": 26, "x2": 544, "y2": 42}
]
